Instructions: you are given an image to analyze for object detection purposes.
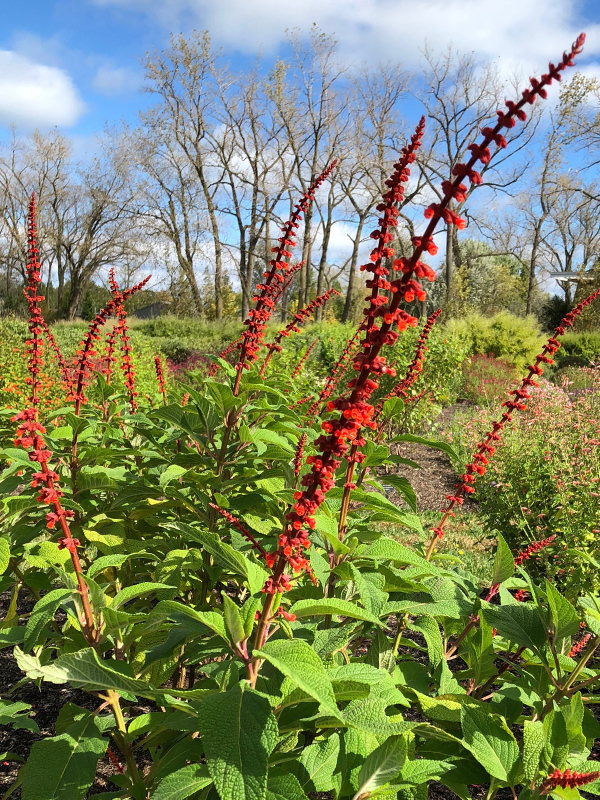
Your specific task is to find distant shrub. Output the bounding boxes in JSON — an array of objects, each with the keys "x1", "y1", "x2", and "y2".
[{"x1": 445, "y1": 310, "x2": 545, "y2": 369}]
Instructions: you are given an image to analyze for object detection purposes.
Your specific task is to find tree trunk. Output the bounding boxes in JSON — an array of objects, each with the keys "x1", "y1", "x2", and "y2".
[
  {"x1": 67, "y1": 275, "x2": 85, "y2": 321},
  {"x1": 195, "y1": 160, "x2": 223, "y2": 319},
  {"x1": 526, "y1": 224, "x2": 542, "y2": 316},
  {"x1": 445, "y1": 222, "x2": 453, "y2": 304},
  {"x1": 314, "y1": 217, "x2": 332, "y2": 321},
  {"x1": 342, "y1": 214, "x2": 366, "y2": 323}
]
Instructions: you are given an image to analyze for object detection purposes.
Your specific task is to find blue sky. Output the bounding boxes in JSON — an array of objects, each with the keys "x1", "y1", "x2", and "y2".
[{"x1": 2, "y1": 0, "x2": 600, "y2": 147}]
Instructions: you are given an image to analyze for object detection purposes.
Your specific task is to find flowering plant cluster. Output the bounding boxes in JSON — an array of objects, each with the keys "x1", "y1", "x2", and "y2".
[{"x1": 2, "y1": 33, "x2": 600, "y2": 800}]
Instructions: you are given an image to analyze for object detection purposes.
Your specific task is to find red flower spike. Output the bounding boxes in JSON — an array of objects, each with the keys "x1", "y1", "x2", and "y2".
[
  {"x1": 375, "y1": 309, "x2": 442, "y2": 419},
  {"x1": 569, "y1": 633, "x2": 592, "y2": 658},
  {"x1": 541, "y1": 768, "x2": 600, "y2": 794},
  {"x1": 293, "y1": 433, "x2": 307, "y2": 482},
  {"x1": 154, "y1": 356, "x2": 167, "y2": 406},
  {"x1": 291, "y1": 339, "x2": 318, "y2": 380},
  {"x1": 261, "y1": 288, "x2": 339, "y2": 376},
  {"x1": 209, "y1": 503, "x2": 267, "y2": 556},
  {"x1": 234, "y1": 165, "x2": 336, "y2": 393}
]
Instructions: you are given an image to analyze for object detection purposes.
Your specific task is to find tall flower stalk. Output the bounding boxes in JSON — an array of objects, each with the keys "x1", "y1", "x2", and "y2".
[
  {"x1": 260, "y1": 288, "x2": 339, "y2": 377},
  {"x1": 248, "y1": 37, "x2": 585, "y2": 680},
  {"x1": 233, "y1": 162, "x2": 336, "y2": 395}
]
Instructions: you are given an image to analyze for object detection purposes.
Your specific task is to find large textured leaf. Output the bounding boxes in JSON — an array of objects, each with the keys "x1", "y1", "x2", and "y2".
[
  {"x1": 523, "y1": 720, "x2": 545, "y2": 783},
  {"x1": 110, "y1": 582, "x2": 176, "y2": 610},
  {"x1": 149, "y1": 764, "x2": 212, "y2": 800},
  {"x1": 461, "y1": 704, "x2": 519, "y2": 784},
  {"x1": 195, "y1": 682, "x2": 278, "y2": 800},
  {"x1": 361, "y1": 538, "x2": 438, "y2": 571},
  {"x1": 166, "y1": 522, "x2": 268, "y2": 594},
  {"x1": 266, "y1": 774, "x2": 307, "y2": 800},
  {"x1": 15, "y1": 647, "x2": 157, "y2": 698},
  {"x1": 491, "y1": 534, "x2": 515, "y2": 587},
  {"x1": 396, "y1": 758, "x2": 454, "y2": 785},
  {"x1": 0, "y1": 537, "x2": 9, "y2": 575},
  {"x1": 393, "y1": 434, "x2": 458, "y2": 462},
  {"x1": 21, "y1": 710, "x2": 107, "y2": 800},
  {"x1": 546, "y1": 581, "x2": 580, "y2": 642},
  {"x1": 480, "y1": 602, "x2": 547, "y2": 659},
  {"x1": 295, "y1": 734, "x2": 340, "y2": 793},
  {"x1": 353, "y1": 735, "x2": 407, "y2": 799},
  {"x1": 290, "y1": 598, "x2": 381, "y2": 626},
  {"x1": 24, "y1": 589, "x2": 72, "y2": 651},
  {"x1": 255, "y1": 639, "x2": 341, "y2": 719}
]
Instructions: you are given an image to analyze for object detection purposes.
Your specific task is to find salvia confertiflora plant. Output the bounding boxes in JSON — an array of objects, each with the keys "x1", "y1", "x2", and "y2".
[{"x1": 3, "y1": 32, "x2": 600, "y2": 800}]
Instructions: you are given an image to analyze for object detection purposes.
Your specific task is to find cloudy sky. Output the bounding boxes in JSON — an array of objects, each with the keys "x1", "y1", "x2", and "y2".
[{"x1": 1, "y1": 0, "x2": 600, "y2": 139}]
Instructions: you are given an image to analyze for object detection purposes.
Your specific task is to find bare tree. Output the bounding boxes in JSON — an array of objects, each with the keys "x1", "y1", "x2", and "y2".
[
  {"x1": 415, "y1": 46, "x2": 541, "y2": 301},
  {"x1": 142, "y1": 32, "x2": 227, "y2": 317}
]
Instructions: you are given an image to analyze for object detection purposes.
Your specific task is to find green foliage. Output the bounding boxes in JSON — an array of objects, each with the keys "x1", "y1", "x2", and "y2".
[{"x1": 445, "y1": 311, "x2": 545, "y2": 370}]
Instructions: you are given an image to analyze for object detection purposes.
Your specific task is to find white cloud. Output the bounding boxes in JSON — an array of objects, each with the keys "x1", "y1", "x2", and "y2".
[
  {"x1": 91, "y1": 0, "x2": 600, "y2": 72},
  {"x1": 0, "y1": 50, "x2": 84, "y2": 129},
  {"x1": 93, "y1": 65, "x2": 142, "y2": 97}
]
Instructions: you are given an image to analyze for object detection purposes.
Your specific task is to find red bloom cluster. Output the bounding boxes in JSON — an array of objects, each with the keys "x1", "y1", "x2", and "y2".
[
  {"x1": 514, "y1": 535, "x2": 557, "y2": 566},
  {"x1": 21, "y1": 195, "x2": 74, "y2": 398},
  {"x1": 106, "y1": 747, "x2": 125, "y2": 775},
  {"x1": 154, "y1": 356, "x2": 167, "y2": 406},
  {"x1": 114, "y1": 292, "x2": 138, "y2": 413},
  {"x1": 209, "y1": 503, "x2": 266, "y2": 556},
  {"x1": 541, "y1": 769, "x2": 600, "y2": 793},
  {"x1": 22, "y1": 195, "x2": 46, "y2": 408},
  {"x1": 261, "y1": 120, "x2": 428, "y2": 594},
  {"x1": 291, "y1": 339, "x2": 318, "y2": 380},
  {"x1": 514, "y1": 589, "x2": 529, "y2": 602},
  {"x1": 376, "y1": 308, "x2": 442, "y2": 415},
  {"x1": 234, "y1": 163, "x2": 337, "y2": 388},
  {"x1": 569, "y1": 633, "x2": 592, "y2": 657}
]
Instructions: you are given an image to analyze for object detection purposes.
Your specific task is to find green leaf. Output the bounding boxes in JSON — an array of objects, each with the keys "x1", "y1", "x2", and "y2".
[
  {"x1": 195, "y1": 682, "x2": 278, "y2": 800},
  {"x1": 290, "y1": 598, "x2": 382, "y2": 626},
  {"x1": 24, "y1": 589, "x2": 72, "y2": 651},
  {"x1": 378, "y1": 475, "x2": 418, "y2": 513},
  {"x1": 149, "y1": 764, "x2": 212, "y2": 800},
  {"x1": 0, "y1": 538, "x2": 9, "y2": 575},
  {"x1": 296, "y1": 734, "x2": 340, "y2": 793},
  {"x1": 21, "y1": 710, "x2": 107, "y2": 800},
  {"x1": 266, "y1": 774, "x2": 307, "y2": 800},
  {"x1": 15, "y1": 647, "x2": 156, "y2": 698},
  {"x1": 546, "y1": 581, "x2": 580, "y2": 642},
  {"x1": 393, "y1": 434, "x2": 458, "y2": 462},
  {"x1": 110, "y1": 582, "x2": 175, "y2": 610},
  {"x1": 0, "y1": 700, "x2": 40, "y2": 733},
  {"x1": 87, "y1": 554, "x2": 130, "y2": 579},
  {"x1": 159, "y1": 464, "x2": 187, "y2": 487},
  {"x1": 255, "y1": 639, "x2": 341, "y2": 719},
  {"x1": 166, "y1": 522, "x2": 268, "y2": 594},
  {"x1": 523, "y1": 720, "x2": 545, "y2": 784},
  {"x1": 396, "y1": 758, "x2": 454, "y2": 786},
  {"x1": 480, "y1": 602, "x2": 547, "y2": 660},
  {"x1": 491, "y1": 534, "x2": 515, "y2": 587},
  {"x1": 361, "y1": 538, "x2": 438, "y2": 571},
  {"x1": 222, "y1": 594, "x2": 246, "y2": 647},
  {"x1": 461, "y1": 704, "x2": 519, "y2": 784},
  {"x1": 354, "y1": 735, "x2": 407, "y2": 799}
]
